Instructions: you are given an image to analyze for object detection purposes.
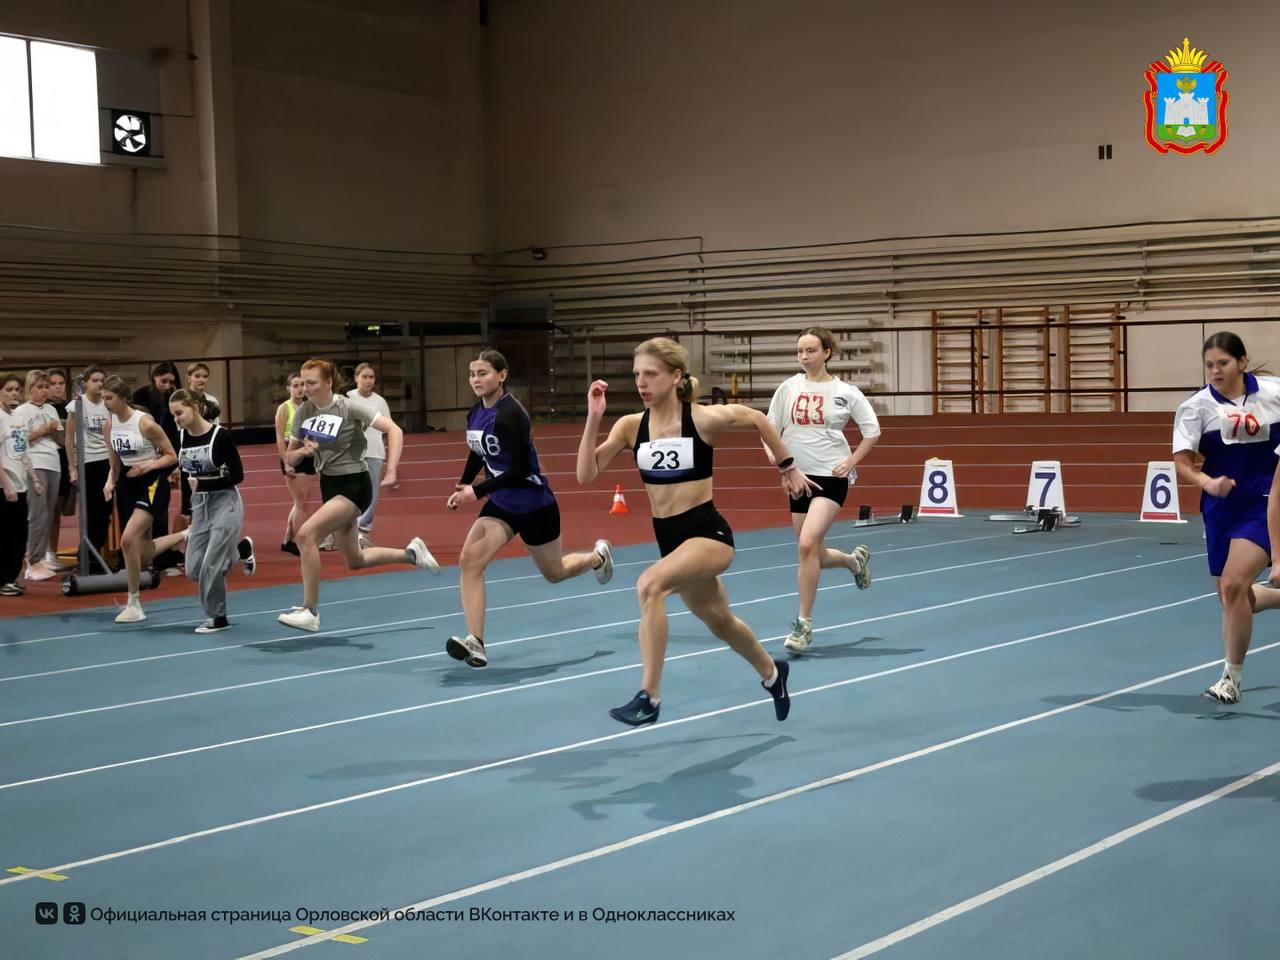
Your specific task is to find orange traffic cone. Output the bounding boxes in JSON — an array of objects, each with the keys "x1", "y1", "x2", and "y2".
[{"x1": 609, "y1": 484, "x2": 630, "y2": 515}]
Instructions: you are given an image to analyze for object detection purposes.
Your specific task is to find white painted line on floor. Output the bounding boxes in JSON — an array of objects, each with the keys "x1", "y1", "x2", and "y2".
[
  {"x1": 832, "y1": 758, "x2": 1280, "y2": 958},
  {"x1": 0, "y1": 592, "x2": 1212, "y2": 791},
  {"x1": 0, "y1": 539, "x2": 1134, "y2": 683},
  {"x1": 235, "y1": 630, "x2": 1270, "y2": 957}
]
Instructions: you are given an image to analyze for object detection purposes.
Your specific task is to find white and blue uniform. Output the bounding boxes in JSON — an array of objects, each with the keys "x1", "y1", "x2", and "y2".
[{"x1": 1173, "y1": 372, "x2": 1280, "y2": 576}]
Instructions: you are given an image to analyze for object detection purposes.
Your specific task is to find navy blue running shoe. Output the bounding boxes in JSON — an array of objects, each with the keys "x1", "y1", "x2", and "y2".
[
  {"x1": 762, "y1": 659, "x2": 790, "y2": 721},
  {"x1": 609, "y1": 690, "x2": 660, "y2": 726}
]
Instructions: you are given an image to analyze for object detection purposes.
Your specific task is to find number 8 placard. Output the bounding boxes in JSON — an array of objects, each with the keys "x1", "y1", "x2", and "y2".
[{"x1": 917, "y1": 459, "x2": 962, "y2": 517}]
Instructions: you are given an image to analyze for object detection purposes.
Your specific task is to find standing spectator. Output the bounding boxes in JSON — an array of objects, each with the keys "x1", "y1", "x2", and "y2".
[
  {"x1": 1, "y1": 372, "x2": 43, "y2": 596},
  {"x1": 65, "y1": 365, "x2": 113, "y2": 564},
  {"x1": 12, "y1": 370, "x2": 63, "y2": 582},
  {"x1": 347, "y1": 362, "x2": 390, "y2": 547},
  {"x1": 45, "y1": 368, "x2": 74, "y2": 570}
]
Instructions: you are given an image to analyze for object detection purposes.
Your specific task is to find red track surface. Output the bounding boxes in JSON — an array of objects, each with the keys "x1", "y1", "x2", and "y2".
[{"x1": 3, "y1": 412, "x2": 1191, "y2": 616}]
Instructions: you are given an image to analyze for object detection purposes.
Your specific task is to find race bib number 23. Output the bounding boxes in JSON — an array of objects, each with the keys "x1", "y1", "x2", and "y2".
[{"x1": 638, "y1": 437, "x2": 694, "y2": 473}]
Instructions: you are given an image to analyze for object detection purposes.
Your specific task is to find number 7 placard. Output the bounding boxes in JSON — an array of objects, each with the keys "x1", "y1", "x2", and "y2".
[{"x1": 1025, "y1": 461, "x2": 1067, "y2": 514}]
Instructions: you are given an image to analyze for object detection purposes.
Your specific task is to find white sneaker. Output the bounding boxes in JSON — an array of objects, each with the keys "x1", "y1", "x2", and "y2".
[
  {"x1": 783, "y1": 617, "x2": 813, "y2": 653},
  {"x1": 195, "y1": 617, "x2": 231, "y2": 634},
  {"x1": 24, "y1": 563, "x2": 55, "y2": 582},
  {"x1": 1204, "y1": 674, "x2": 1241, "y2": 704},
  {"x1": 593, "y1": 539, "x2": 614, "y2": 584},
  {"x1": 319, "y1": 535, "x2": 334, "y2": 551},
  {"x1": 850, "y1": 545, "x2": 872, "y2": 590},
  {"x1": 115, "y1": 602, "x2": 146, "y2": 624},
  {"x1": 406, "y1": 537, "x2": 441, "y2": 574},
  {"x1": 358, "y1": 534, "x2": 372, "y2": 550},
  {"x1": 445, "y1": 633, "x2": 487, "y2": 667},
  {"x1": 277, "y1": 607, "x2": 320, "y2": 632}
]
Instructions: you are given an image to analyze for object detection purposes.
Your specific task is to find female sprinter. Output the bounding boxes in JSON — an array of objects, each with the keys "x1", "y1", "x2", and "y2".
[
  {"x1": 444, "y1": 348, "x2": 613, "y2": 667},
  {"x1": 102, "y1": 376, "x2": 184, "y2": 622},
  {"x1": 171, "y1": 389, "x2": 255, "y2": 633},
  {"x1": 766, "y1": 326, "x2": 880, "y2": 652},
  {"x1": 275, "y1": 372, "x2": 318, "y2": 556},
  {"x1": 278, "y1": 358, "x2": 439, "y2": 632},
  {"x1": 577, "y1": 337, "x2": 817, "y2": 725},
  {"x1": 1174, "y1": 332, "x2": 1280, "y2": 703}
]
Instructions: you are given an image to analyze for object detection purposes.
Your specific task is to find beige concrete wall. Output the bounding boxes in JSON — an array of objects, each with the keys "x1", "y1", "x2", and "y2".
[{"x1": 487, "y1": 0, "x2": 1280, "y2": 250}]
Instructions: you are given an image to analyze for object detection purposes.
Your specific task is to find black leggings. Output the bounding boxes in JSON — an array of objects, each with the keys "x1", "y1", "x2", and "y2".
[
  {"x1": 0, "y1": 491, "x2": 28, "y2": 584},
  {"x1": 82, "y1": 459, "x2": 112, "y2": 555}
]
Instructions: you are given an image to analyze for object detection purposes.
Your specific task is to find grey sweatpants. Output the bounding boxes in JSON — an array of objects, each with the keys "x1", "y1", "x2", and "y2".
[
  {"x1": 357, "y1": 457, "x2": 383, "y2": 532},
  {"x1": 26, "y1": 468, "x2": 60, "y2": 566},
  {"x1": 186, "y1": 488, "x2": 243, "y2": 619}
]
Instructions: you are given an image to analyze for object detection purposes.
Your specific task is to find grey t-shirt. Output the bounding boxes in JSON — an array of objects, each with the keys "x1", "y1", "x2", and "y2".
[{"x1": 291, "y1": 394, "x2": 381, "y2": 476}]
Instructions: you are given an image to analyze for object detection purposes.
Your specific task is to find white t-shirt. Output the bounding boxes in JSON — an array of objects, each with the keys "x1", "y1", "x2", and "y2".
[
  {"x1": 75, "y1": 396, "x2": 111, "y2": 463},
  {"x1": 347, "y1": 389, "x2": 390, "y2": 460},
  {"x1": 202, "y1": 392, "x2": 221, "y2": 425},
  {"x1": 766, "y1": 374, "x2": 881, "y2": 477},
  {"x1": 11, "y1": 401, "x2": 61, "y2": 473},
  {"x1": 0, "y1": 408, "x2": 29, "y2": 494}
]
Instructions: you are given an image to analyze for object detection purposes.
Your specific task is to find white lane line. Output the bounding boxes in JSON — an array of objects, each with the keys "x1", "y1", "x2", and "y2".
[
  {"x1": 832, "y1": 759, "x2": 1280, "y2": 959},
  {"x1": 0, "y1": 592, "x2": 1213, "y2": 791},
  {"x1": 125, "y1": 533, "x2": 1007, "y2": 635},
  {"x1": 0, "y1": 631, "x2": 100, "y2": 648},
  {"x1": 0, "y1": 541, "x2": 1160, "y2": 720},
  {"x1": 235, "y1": 632, "x2": 1270, "y2": 957},
  {"x1": 1, "y1": 597, "x2": 1240, "y2": 893},
  {"x1": 0, "y1": 539, "x2": 1134, "y2": 684}
]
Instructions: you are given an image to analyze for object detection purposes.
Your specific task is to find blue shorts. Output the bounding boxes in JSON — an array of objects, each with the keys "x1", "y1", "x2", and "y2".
[{"x1": 1203, "y1": 502, "x2": 1270, "y2": 577}]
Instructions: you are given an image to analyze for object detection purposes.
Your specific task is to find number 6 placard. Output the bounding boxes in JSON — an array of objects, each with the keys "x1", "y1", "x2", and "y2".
[
  {"x1": 1139, "y1": 461, "x2": 1186, "y2": 523},
  {"x1": 918, "y1": 459, "x2": 962, "y2": 517}
]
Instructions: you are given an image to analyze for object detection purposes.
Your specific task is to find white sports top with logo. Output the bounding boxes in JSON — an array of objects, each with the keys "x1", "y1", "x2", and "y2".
[
  {"x1": 79, "y1": 396, "x2": 111, "y2": 462},
  {"x1": 110, "y1": 410, "x2": 157, "y2": 465},
  {"x1": 766, "y1": 374, "x2": 881, "y2": 477}
]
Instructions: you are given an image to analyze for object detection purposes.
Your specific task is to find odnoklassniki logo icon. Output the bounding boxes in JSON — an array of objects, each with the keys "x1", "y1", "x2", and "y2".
[{"x1": 1144, "y1": 37, "x2": 1228, "y2": 155}]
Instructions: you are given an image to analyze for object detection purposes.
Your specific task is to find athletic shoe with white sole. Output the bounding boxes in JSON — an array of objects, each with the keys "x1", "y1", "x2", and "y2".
[
  {"x1": 237, "y1": 537, "x2": 255, "y2": 576},
  {"x1": 593, "y1": 539, "x2": 614, "y2": 584},
  {"x1": 195, "y1": 616, "x2": 231, "y2": 634},
  {"x1": 445, "y1": 633, "x2": 487, "y2": 667},
  {"x1": 783, "y1": 617, "x2": 813, "y2": 653},
  {"x1": 114, "y1": 601, "x2": 146, "y2": 624},
  {"x1": 406, "y1": 536, "x2": 441, "y2": 574},
  {"x1": 1204, "y1": 674, "x2": 1241, "y2": 704},
  {"x1": 278, "y1": 607, "x2": 320, "y2": 632},
  {"x1": 851, "y1": 545, "x2": 871, "y2": 590}
]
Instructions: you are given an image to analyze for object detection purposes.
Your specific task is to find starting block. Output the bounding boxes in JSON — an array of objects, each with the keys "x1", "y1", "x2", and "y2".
[
  {"x1": 987, "y1": 506, "x2": 1081, "y2": 534},
  {"x1": 855, "y1": 504, "x2": 916, "y2": 527}
]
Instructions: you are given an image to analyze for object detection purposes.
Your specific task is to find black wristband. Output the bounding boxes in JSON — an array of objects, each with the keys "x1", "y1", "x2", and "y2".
[{"x1": 777, "y1": 457, "x2": 795, "y2": 472}]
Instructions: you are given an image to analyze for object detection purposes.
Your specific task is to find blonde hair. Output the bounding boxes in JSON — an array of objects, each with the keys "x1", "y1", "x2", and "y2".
[
  {"x1": 24, "y1": 369, "x2": 49, "y2": 397},
  {"x1": 353, "y1": 362, "x2": 375, "y2": 377},
  {"x1": 186, "y1": 361, "x2": 211, "y2": 377},
  {"x1": 635, "y1": 337, "x2": 699, "y2": 402}
]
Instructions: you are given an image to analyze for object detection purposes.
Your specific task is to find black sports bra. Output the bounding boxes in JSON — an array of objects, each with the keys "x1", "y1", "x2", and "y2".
[{"x1": 633, "y1": 402, "x2": 714, "y2": 485}]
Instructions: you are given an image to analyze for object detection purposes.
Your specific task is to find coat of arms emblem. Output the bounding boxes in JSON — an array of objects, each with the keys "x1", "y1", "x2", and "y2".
[{"x1": 1144, "y1": 37, "x2": 1228, "y2": 154}]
